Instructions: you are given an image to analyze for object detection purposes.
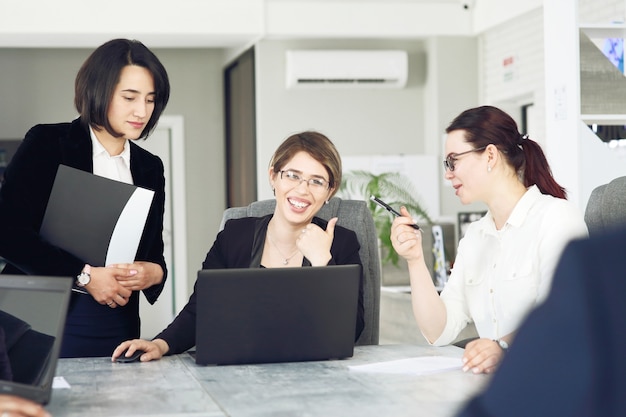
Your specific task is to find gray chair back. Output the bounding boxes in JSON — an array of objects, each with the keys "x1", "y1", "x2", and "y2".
[
  {"x1": 585, "y1": 176, "x2": 626, "y2": 236},
  {"x1": 220, "y1": 196, "x2": 381, "y2": 345}
]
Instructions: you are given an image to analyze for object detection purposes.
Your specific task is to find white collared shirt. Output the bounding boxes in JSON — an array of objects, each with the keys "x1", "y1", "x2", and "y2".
[
  {"x1": 90, "y1": 127, "x2": 133, "y2": 185},
  {"x1": 433, "y1": 185, "x2": 588, "y2": 345}
]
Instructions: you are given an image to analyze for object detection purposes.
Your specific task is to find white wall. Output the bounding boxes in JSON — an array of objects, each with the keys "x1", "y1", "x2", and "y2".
[
  {"x1": 576, "y1": 0, "x2": 626, "y2": 203},
  {"x1": 0, "y1": 0, "x2": 475, "y2": 48},
  {"x1": 264, "y1": 1, "x2": 472, "y2": 38},
  {"x1": 473, "y1": 0, "x2": 543, "y2": 33},
  {"x1": 423, "y1": 36, "x2": 486, "y2": 219},
  {"x1": 542, "y1": 0, "x2": 626, "y2": 210},
  {"x1": 476, "y1": 1, "x2": 626, "y2": 211},
  {"x1": 254, "y1": 39, "x2": 428, "y2": 201},
  {"x1": 0, "y1": 0, "x2": 265, "y2": 48},
  {"x1": 578, "y1": 0, "x2": 626, "y2": 23},
  {"x1": 480, "y1": 8, "x2": 545, "y2": 145},
  {"x1": 253, "y1": 37, "x2": 482, "y2": 221}
]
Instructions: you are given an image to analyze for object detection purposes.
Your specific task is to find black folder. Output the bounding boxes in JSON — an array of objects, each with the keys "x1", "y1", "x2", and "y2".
[{"x1": 40, "y1": 165, "x2": 154, "y2": 267}]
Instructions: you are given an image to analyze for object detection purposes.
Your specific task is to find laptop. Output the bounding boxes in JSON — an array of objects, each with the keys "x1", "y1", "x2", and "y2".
[
  {"x1": 0, "y1": 275, "x2": 72, "y2": 404},
  {"x1": 194, "y1": 264, "x2": 361, "y2": 366}
]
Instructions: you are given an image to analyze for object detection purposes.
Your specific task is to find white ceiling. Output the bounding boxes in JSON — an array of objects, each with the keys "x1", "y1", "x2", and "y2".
[{"x1": 0, "y1": 0, "x2": 541, "y2": 49}]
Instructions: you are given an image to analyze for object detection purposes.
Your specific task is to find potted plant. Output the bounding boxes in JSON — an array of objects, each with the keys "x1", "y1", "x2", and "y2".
[{"x1": 338, "y1": 170, "x2": 433, "y2": 267}]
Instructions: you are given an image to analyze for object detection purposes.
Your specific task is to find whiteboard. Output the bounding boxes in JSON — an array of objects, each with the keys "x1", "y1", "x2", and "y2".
[{"x1": 341, "y1": 154, "x2": 440, "y2": 218}]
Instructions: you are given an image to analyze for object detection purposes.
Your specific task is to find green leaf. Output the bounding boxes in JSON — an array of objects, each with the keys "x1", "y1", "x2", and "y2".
[{"x1": 339, "y1": 170, "x2": 433, "y2": 267}]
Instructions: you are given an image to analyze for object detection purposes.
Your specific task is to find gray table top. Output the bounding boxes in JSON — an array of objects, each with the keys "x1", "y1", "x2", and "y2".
[{"x1": 47, "y1": 344, "x2": 489, "y2": 417}]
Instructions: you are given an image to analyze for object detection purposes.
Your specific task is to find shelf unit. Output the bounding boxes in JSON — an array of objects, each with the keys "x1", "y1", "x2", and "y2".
[{"x1": 579, "y1": 23, "x2": 626, "y2": 126}]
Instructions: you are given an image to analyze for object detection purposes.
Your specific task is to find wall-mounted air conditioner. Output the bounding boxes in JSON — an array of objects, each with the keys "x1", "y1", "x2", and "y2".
[{"x1": 285, "y1": 50, "x2": 408, "y2": 89}]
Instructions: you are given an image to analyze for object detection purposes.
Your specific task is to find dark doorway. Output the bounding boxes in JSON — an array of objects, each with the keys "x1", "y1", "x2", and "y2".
[{"x1": 224, "y1": 47, "x2": 257, "y2": 207}]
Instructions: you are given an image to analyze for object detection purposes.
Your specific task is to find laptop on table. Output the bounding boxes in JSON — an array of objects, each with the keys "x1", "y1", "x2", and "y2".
[
  {"x1": 0, "y1": 275, "x2": 72, "y2": 404},
  {"x1": 194, "y1": 264, "x2": 361, "y2": 366}
]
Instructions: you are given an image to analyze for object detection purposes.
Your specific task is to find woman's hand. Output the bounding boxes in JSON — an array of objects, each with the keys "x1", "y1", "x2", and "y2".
[
  {"x1": 109, "y1": 262, "x2": 164, "y2": 291},
  {"x1": 0, "y1": 394, "x2": 50, "y2": 417},
  {"x1": 461, "y1": 338, "x2": 506, "y2": 374},
  {"x1": 84, "y1": 266, "x2": 133, "y2": 308},
  {"x1": 111, "y1": 338, "x2": 169, "y2": 363},
  {"x1": 297, "y1": 217, "x2": 337, "y2": 266},
  {"x1": 390, "y1": 207, "x2": 423, "y2": 262}
]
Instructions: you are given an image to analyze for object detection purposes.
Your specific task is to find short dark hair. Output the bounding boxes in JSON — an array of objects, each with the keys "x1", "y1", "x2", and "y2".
[
  {"x1": 74, "y1": 38, "x2": 170, "y2": 140},
  {"x1": 269, "y1": 131, "x2": 342, "y2": 198}
]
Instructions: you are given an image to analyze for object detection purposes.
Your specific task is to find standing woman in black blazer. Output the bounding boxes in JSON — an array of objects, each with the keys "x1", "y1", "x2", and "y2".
[{"x1": 0, "y1": 39, "x2": 170, "y2": 358}]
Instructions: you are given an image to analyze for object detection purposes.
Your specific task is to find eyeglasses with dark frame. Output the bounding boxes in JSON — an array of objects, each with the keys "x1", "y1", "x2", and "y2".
[
  {"x1": 443, "y1": 145, "x2": 488, "y2": 172},
  {"x1": 279, "y1": 170, "x2": 330, "y2": 191}
]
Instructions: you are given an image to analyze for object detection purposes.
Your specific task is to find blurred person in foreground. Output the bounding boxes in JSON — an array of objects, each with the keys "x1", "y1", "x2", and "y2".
[{"x1": 456, "y1": 226, "x2": 626, "y2": 417}]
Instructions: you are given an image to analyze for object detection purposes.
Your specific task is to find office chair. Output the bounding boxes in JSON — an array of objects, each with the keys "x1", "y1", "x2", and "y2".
[
  {"x1": 585, "y1": 176, "x2": 626, "y2": 236},
  {"x1": 220, "y1": 196, "x2": 381, "y2": 345}
]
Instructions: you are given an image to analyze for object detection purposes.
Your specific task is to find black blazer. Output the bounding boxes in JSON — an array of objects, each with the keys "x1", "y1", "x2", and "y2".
[
  {"x1": 0, "y1": 118, "x2": 167, "y2": 357},
  {"x1": 157, "y1": 215, "x2": 365, "y2": 355}
]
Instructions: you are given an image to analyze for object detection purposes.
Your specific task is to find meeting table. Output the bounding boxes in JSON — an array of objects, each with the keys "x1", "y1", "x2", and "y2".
[{"x1": 47, "y1": 344, "x2": 490, "y2": 417}]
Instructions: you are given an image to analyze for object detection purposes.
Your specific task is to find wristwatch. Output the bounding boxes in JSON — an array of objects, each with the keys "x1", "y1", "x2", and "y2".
[
  {"x1": 76, "y1": 264, "x2": 92, "y2": 287},
  {"x1": 494, "y1": 338, "x2": 509, "y2": 351}
]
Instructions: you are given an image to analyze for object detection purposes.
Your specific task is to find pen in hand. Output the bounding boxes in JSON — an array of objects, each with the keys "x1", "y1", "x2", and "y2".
[{"x1": 369, "y1": 195, "x2": 420, "y2": 230}]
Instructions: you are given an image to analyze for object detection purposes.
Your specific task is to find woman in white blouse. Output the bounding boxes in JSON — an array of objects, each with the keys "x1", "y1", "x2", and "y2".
[{"x1": 391, "y1": 105, "x2": 588, "y2": 374}]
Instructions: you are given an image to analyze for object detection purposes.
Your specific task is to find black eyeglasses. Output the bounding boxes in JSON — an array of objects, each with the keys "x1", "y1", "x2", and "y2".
[
  {"x1": 443, "y1": 146, "x2": 488, "y2": 172},
  {"x1": 280, "y1": 170, "x2": 330, "y2": 191}
]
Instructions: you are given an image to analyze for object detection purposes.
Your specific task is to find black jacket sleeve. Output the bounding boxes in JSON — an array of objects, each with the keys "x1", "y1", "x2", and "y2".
[{"x1": 156, "y1": 215, "x2": 365, "y2": 354}]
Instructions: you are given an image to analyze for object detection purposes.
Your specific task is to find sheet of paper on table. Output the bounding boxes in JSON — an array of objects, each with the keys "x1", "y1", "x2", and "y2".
[
  {"x1": 52, "y1": 377, "x2": 71, "y2": 389},
  {"x1": 348, "y1": 356, "x2": 463, "y2": 375}
]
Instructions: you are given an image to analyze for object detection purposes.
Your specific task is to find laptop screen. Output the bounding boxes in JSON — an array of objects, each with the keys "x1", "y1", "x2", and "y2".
[
  {"x1": 0, "y1": 275, "x2": 72, "y2": 404},
  {"x1": 195, "y1": 264, "x2": 361, "y2": 366}
]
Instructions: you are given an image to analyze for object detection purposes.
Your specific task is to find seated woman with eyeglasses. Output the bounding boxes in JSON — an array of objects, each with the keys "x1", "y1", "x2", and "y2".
[
  {"x1": 112, "y1": 131, "x2": 364, "y2": 362},
  {"x1": 390, "y1": 105, "x2": 588, "y2": 375}
]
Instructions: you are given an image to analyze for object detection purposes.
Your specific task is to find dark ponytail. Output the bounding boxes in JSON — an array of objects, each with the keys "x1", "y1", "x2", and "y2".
[
  {"x1": 518, "y1": 137, "x2": 566, "y2": 199},
  {"x1": 446, "y1": 105, "x2": 567, "y2": 199}
]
